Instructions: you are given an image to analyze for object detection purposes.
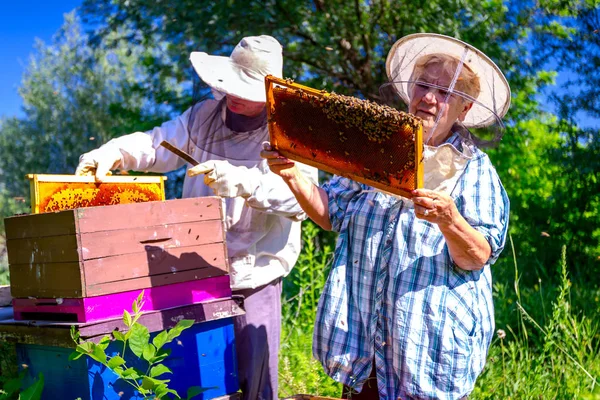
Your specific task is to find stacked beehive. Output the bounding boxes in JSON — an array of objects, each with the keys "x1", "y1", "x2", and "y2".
[{"x1": 0, "y1": 175, "x2": 240, "y2": 400}]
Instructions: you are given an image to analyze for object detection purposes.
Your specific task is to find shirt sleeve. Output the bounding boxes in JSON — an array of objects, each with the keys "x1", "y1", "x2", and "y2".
[
  {"x1": 244, "y1": 160, "x2": 319, "y2": 221},
  {"x1": 104, "y1": 108, "x2": 192, "y2": 173},
  {"x1": 454, "y1": 154, "x2": 510, "y2": 265},
  {"x1": 322, "y1": 175, "x2": 364, "y2": 233}
]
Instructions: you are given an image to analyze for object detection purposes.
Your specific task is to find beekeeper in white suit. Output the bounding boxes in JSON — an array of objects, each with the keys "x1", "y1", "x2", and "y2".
[{"x1": 76, "y1": 35, "x2": 317, "y2": 400}]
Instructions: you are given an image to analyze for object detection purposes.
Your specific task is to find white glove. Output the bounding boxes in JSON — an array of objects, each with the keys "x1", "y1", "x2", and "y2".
[
  {"x1": 75, "y1": 146, "x2": 123, "y2": 181},
  {"x1": 187, "y1": 160, "x2": 256, "y2": 198}
]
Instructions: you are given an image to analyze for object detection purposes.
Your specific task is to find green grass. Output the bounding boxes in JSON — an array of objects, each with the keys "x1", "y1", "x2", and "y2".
[{"x1": 278, "y1": 233, "x2": 600, "y2": 399}]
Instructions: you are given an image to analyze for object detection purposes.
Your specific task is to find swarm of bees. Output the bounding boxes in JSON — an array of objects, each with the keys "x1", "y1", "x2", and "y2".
[{"x1": 269, "y1": 81, "x2": 422, "y2": 193}]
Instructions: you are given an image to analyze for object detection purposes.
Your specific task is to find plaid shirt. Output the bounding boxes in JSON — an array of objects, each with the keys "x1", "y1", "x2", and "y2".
[{"x1": 314, "y1": 138, "x2": 509, "y2": 400}]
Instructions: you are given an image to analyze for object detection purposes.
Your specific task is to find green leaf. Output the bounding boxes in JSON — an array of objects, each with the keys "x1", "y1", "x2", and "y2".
[
  {"x1": 90, "y1": 344, "x2": 108, "y2": 364},
  {"x1": 70, "y1": 325, "x2": 80, "y2": 343},
  {"x1": 128, "y1": 323, "x2": 150, "y2": 358},
  {"x1": 141, "y1": 376, "x2": 156, "y2": 391},
  {"x1": 152, "y1": 330, "x2": 168, "y2": 350},
  {"x1": 120, "y1": 367, "x2": 142, "y2": 380},
  {"x1": 97, "y1": 335, "x2": 112, "y2": 351},
  {"x1": 132, "y1": 295, "x2": 140, "y2": 314},
  {"x1": 166, "y1": 388, "x2": 182, "y2": 399},
  {"x1": 112, "y1": 330, "x2": 126, "y2": 342},
  {"x1": 123, "y1": 310, "x2": 133, "y2": 327},
  {"x1": 107, "y1": 355, "x2": 126, "y2": 369},
  {"x1": 149, "y1": 364, "x2": 172, "y2": 378},
  {"x1": 166, "y1": 319, "x2": 194, "y2": 342},
  {"x1": 154, "y1": 384, "x2": 169, "y2": 399},
  {"x1": 150, "y1": 348, "x2": 171, "y2": 364},
  {"x1": 186, "y1": 386, "x2": 214, "y2": 399},
  {"x1": 142, "y1": 343, "x2": 156, "y2": 362},
  {"x1": 68, "y1": 350, "x2": 84, "y2": 361},
  {"x1": 18, "y1": 373, "x2": 44, "y2": 400},
  {"x1": 2, "y1": 377, "x2": 22, "y2": 396},
  {"x1": 111, "y1": 366, "x2": 125, "y2": 378},
  {"x1": 76, "y1": 342, "x2": 93, "y2": 354}
]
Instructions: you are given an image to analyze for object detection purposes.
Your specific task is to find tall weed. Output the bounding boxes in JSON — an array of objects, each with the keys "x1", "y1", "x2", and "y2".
[
  {"x1": 279, "y1": 221, "x2": 340, "y2": 398},
  {"x1": 473, "y1": 243, "x2": 600, "y2": 399}
]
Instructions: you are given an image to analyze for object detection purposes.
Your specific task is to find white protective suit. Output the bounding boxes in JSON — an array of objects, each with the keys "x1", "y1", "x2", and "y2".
[{"x1": 94, "y1": 99, "x2": 318, "y2": 290}]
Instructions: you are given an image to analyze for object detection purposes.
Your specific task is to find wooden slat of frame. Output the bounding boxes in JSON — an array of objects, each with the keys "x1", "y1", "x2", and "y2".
[{"x1": 28, "y1": 174, "x2": 165, "y2": 184}]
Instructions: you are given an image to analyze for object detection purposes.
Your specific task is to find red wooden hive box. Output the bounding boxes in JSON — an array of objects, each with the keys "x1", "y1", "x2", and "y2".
[{"x1": 4, "y1": 197, "x2": 229, "y2": 299}]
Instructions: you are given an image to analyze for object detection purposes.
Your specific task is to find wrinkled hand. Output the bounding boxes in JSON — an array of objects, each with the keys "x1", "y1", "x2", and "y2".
[
  {"x1": 260, "y1": 142, "x2": 299, "y2": 181},
  {"x1": 75, "y1": 147, "x2": 122, "y2": 182},
  {"x1": 411, "y1": 188, "x2": 458, "y2": 227},
  {"x1": 187, "y1": 160, "x2": 254, "y2": 198}
]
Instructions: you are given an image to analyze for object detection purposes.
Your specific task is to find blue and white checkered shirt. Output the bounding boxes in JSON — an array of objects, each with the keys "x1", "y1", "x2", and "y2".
[{"x1": 313, "y1": 137, "x2": 509, "y2": 399}]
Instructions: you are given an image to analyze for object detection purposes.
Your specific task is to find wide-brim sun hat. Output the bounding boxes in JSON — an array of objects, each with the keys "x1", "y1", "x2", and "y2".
[
  {"x1": 190, "y1": 35, "x2": 283, "y2": 103},
  {"x1": 385, "y1": 33, "x2": 511, "y2": 128}
]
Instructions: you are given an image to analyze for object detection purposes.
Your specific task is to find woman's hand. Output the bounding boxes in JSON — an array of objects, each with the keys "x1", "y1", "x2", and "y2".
[
  {"x1": 260, "y1": 142, "x2": 300, "y2": 182},
  {"x1": 412, "y1": 188, "x2": 491, "y2": 270},
  {"x1": 411, "y1": 188, "x2": 458, "y2": 227}
]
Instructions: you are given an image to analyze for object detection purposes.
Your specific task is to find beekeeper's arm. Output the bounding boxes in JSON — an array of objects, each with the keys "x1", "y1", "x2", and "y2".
[
  {"x1": 76, "y1": 108, "x2": 193, "y2": 180},
  {"x1": 187, "y1": 158, "x2": 318, "y2": 221}
]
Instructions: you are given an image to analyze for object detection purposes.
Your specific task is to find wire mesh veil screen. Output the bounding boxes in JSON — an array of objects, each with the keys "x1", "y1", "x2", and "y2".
[{"x1": 265, "y1": 76, "x2": 423, "y2": 197}]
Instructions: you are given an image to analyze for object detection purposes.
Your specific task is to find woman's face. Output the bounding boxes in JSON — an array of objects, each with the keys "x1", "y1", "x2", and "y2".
[
  {"x1": 226, "y1": 95, "x2": 266, "y2": 117},
  {"x1": 408, "y1": 63, "x2": 473, "y2": 145}
]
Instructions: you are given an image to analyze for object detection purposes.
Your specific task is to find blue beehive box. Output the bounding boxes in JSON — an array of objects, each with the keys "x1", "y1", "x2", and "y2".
[{"x1": 0, "y1": 299, "x2": 243, "y2": 400}]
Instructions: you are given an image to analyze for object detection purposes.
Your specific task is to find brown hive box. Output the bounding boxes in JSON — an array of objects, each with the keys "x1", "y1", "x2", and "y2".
[
  {"x1": 265, "y1": 76, "x2": 424, "y2": 198},
  {"x1": 27, "y1": 174, "x2": 166, "y2": 214},
  {"x1": 4, "y1": 197, "x2": 228, "y2": 298}
]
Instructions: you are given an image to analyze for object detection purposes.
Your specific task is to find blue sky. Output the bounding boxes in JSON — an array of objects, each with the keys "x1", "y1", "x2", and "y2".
[{"x1": 0, "y1": 1, "x2": 82, "y2": 118}]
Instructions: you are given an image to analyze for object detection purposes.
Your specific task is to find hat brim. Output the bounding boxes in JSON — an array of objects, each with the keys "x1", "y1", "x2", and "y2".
[
  {"x1": 190, "y1": 52, "x2": 267, "y2": 103},
  {"x1": 385, "y1": 33, "x2": 511, "y2": 128}
]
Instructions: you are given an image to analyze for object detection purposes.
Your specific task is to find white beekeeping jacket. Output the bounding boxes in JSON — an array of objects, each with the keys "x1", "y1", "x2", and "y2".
[{"x1": 100, "y1": 99, "x2": 318, "y2": 290}]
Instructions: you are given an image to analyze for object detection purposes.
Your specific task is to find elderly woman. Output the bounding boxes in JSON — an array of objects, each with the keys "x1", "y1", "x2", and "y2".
[{"x1": 262, "y1": 33, "x2": 510, "y2": 400}]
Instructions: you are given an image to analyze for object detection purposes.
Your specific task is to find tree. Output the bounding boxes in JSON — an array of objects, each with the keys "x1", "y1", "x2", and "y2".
[
  {"x1": 81, "y1": 0, "x2": 585, "y2": 275},
  {"x1": 0, "y1": 12, "x2": 182, "y2": 271}
]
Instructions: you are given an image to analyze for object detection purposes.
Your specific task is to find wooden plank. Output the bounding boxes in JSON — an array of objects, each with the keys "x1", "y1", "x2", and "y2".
[
  {"x1": 0, "y1": 298, "x2": 243, "y2": 347},
  {"x1": 7, "y1": 235, "x2": 80, "y2": 264},
  {"x1": 79, "y1": 292, "x2": 241, "y2": 338},
  {"x1": 0, "y1": 286, "x2": 12, "y2": 307},
  {"x1": 4, "y1": 211, "x2": 77, "y2": 240},
  {"x1": 28, "y1": 174, "x2": 164, "y2": 184},
  {"x1": 76, "y1": 197, "x2": 222, "y2": 233},
  {"x1": 0, "y1": 323, "x2": 73, "y2": 347},
  {"x1": 85, "y1": 266, "x2": 228, "y2": 297},
  {"x1": 79, "y1": 219, "x2": 224, "y2": 260},
  {"x1": 83, "y1": 242, "x2": 228, "y2": 285},
  {"x1": 9, "y1": 262, "x2": 83, "y2": 298}
]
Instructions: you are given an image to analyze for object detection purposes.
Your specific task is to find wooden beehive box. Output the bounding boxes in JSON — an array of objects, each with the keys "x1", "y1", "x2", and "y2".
[{"x1": 4, "y1": 197, "x2": 228, "y2": 299}]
